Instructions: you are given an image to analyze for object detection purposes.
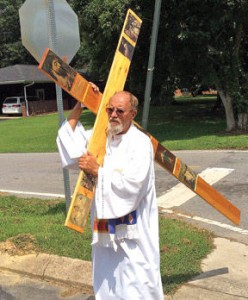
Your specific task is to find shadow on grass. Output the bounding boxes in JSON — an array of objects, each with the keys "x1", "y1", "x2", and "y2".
[
  {"x1": 44, "y1": 201, "x2": 67, "y2": 216},
  {"x1": 162, "y1": 267, "x2": 229, "y2": 295},
  {"x1": 136, "y1": 97, "x2": 228, "y2": 143},
  {"x1": 162, "y1": 272, "x2": 199, "y2": 295}
]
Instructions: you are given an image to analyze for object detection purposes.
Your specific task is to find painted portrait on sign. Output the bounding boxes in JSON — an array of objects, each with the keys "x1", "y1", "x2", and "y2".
[
  {"x1": 178, "y1": 163, "x2": 197, "y2": 190},
  {"x1": 124, "y1": 14, "x2": 141, "y2": 43},
  {"x1": 119, "y1": 37, "x2": 134, "y2": 61},
  {"x1": 42, "y1": 50, "x2": 76, "y2": 91}
]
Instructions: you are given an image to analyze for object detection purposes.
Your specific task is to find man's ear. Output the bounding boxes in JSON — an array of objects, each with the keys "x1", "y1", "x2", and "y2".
[{"x1": 131, "y1": 109, "x2": 137, "y2": 119}]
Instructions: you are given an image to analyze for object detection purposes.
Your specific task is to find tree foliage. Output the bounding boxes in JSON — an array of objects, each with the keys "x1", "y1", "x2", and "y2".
[
  {"x1": 1, "y1": 0, "x2": 248, "y2": 130},
  {"x1": 166, "y1": 0, "x2": 248, "y2": 130},
  {"x1": 0, "y1": 0, "x2": 35, "y2": 67}
]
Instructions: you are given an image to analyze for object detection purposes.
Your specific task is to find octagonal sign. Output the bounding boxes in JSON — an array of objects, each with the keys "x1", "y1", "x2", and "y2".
[{"x1": 19, "y1": 0, "x2": 80, "y2": 63}]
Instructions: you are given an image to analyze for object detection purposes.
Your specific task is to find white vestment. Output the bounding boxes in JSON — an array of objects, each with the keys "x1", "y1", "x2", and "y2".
[{"x1": 57, "y1": 121, "x2": 164, "y2": 300}]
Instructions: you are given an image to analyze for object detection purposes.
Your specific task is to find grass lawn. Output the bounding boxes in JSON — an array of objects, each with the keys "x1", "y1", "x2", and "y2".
[
  {"x1": 142, "y1": 96, "x2": 247, "y2": 150},
  {"x1": 0, "y1": 95, "x2": 247, "y2": 153},
  {"x1": 0, "y1": 195, "x2": 213, "y2": 295}
]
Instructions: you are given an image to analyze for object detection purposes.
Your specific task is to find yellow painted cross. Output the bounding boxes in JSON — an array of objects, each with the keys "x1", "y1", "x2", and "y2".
[
  {"x1": 39, "y1": 10, "x2": 240, "y2": 233},
  {"x1": 40, "y1": 9, "x2": 142, "y2": 232}
]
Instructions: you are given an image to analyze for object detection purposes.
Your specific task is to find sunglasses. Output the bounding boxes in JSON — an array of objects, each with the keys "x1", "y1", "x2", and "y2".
[{"x1": 106, "y1": 106, "x2": 126, "y2": 116}]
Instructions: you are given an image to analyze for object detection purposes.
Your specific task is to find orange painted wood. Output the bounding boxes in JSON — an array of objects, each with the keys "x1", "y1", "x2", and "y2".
[{"x1": 196, "y1": 176, "x2": 240, "y2": 225}]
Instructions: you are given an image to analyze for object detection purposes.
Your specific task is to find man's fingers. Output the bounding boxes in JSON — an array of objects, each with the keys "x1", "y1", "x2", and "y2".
[
  {"x1": 89, "y1": 82, "x2": 99, "y2": 92},
  {"x1": 86, "y1": 150, "x2": 95, "y2": 158}
]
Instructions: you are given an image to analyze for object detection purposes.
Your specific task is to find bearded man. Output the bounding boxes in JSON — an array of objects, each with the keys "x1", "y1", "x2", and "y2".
[{"x1": 56, "y1": 88, "x2": 164, "y2": 299}]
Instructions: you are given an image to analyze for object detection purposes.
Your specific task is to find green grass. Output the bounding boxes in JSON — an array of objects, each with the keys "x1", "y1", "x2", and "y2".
[
  {"x1": 160, "y1": 217, "x2": 213, "y2": 294},
  {"x1": 140, "y1": 95, "x2": 247, "y2": 150},
  {"x1": 0, "y1": 114, "x2": 59, "y2": 153},
  {"x1": 0, "y1": 95, "x2": 247, "y2": 153},
  {"x1": 0, "y1": 110, "x2": 94, "y2": 153},
  {"x1": 0, "y1": 195, "x2": 213, "y2": 295},
  {"x1": 0, "y1": 196, "x2": 92, "y2": 260}
]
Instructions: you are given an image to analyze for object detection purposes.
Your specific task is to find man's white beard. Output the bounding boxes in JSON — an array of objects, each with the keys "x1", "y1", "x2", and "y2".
[{"x1": 108, "y1": 122, "x2": 124, "y2": 135}]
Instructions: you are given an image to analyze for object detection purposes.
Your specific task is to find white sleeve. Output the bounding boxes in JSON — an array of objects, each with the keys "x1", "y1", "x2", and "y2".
[{"x1": 56, "y1": 120, "x2": 92, "y2": 169}]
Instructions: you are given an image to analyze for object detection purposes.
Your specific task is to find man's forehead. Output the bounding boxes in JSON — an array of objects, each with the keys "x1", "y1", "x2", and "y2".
[{"x1": 109, "y1": 93, "x2": 130, "y2": 106}]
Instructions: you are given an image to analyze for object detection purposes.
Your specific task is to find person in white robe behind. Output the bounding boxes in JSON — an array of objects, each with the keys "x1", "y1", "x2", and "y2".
[{"x1": 57, "y1": 87, "x2": 164, "y2": 300}]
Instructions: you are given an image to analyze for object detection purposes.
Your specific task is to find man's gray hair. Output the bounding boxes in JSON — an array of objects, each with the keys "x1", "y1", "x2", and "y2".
[
  {"x1": 121, "y1": 91, "x2": 139, "y2": 110},
  {"x1": 111, "y1": 91, "x2": 139, "y2": 110},
  {"x1": 129, "y1": 93, "x2": 139, "y2": 110}
]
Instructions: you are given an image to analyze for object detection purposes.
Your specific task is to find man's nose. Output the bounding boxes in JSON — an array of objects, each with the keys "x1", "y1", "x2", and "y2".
[{"x1": 111, "y1": 109, "x2": 118, "y2": 117}]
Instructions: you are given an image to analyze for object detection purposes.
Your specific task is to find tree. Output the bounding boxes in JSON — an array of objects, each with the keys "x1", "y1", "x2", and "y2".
[
  {"x1": 70, "y1": 0, "x2": 133, "y2": 72},
  {"x1": 71, "y1": 0, "x2": 248, "y2": 131},
  {"x1": 0, "y1": 0, "x2": 35, "y2": 68},
  {"x1": 69, "y1": 0, "x2": 154, "y2": 98},
  {"x1": 162, "y1": 0, "x2": 248, "y2": 131}
]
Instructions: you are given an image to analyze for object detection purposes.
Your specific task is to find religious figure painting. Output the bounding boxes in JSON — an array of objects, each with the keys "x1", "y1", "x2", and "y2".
[
  {"x1": 124, "y1": 13, "x2": 141, "y2": 43},
  {"x1": 119, "y1": 37, "x2": 134, "y2": 60},
  {"x1": 41, "y1": 50, "x2": 76, "y2": 91}
]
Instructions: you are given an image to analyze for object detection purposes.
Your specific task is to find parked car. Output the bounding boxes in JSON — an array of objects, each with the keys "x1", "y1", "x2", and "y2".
[{"x1": 2, "y1": 96, "x2": 39, "y2": 115}]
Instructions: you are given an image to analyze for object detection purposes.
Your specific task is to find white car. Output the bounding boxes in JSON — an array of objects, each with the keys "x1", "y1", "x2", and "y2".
[{"x1": 2, "y1": 96, "x2": 39, "y2": 115}]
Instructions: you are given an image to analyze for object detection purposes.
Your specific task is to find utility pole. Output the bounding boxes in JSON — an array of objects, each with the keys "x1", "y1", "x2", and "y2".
[{"x1": 142, "y1": 0, "x2": 161, "y2": 130}]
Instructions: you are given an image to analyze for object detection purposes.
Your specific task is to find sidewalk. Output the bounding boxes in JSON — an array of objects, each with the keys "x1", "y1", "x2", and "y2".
[
  {"x1": 0, "y1": 237, "x2": 247, "y2": 299},
  {"x1": 167, "y1": 238, "x2": 248, "y2": 300}
]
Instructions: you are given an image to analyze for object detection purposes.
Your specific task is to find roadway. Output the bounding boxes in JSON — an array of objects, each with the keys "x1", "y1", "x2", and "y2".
[{"x1": 0, "y1": 150, "x2": 247, "y2": 244}]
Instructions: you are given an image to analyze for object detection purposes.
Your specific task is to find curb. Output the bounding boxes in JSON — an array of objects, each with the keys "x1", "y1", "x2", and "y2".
[
  {"x1": 1, "y1": 237, "x2": 248, "y2": 299},
  {"x1": 0, "y1": 252, "x2": 93, "y2": 292}
]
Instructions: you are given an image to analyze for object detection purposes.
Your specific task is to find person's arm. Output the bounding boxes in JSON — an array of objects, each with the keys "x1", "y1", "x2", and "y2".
[
  {"x1": 67, "y1": 101, "x2": 83, "y2": 131},
  {"x1": 67, "y1": 82, "x2": 99, "y2": 131},
  {"x1": 56, "y1": 83, "x2": 98, "y2": 169}
]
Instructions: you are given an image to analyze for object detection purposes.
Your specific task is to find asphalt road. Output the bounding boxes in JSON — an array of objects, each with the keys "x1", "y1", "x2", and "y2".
[{"x1": 0, "y1": 150, "x2": 247, "y2": 244}]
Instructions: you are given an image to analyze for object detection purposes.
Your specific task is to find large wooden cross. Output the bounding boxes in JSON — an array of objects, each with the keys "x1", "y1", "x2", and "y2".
[{"x1": 39, "y1": 9, "x2": 240, "y2": 233}]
